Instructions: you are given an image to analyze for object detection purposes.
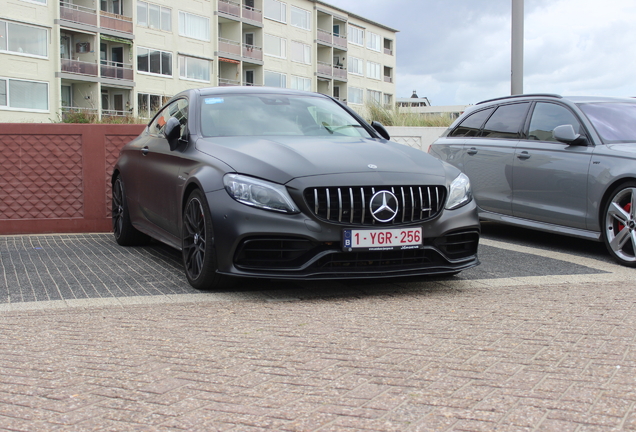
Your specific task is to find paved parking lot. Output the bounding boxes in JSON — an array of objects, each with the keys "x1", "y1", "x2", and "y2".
[{"x1": 0, "y1": 227, "x2": 635, "y2": 431}]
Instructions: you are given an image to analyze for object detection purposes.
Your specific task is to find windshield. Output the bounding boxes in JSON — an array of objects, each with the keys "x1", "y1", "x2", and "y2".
[
  {"x1": 199, "y1": 94, "x2": 372, "y2": 138},
  {"x1": 578, "y1": 102, "x2": 636, "y2": 143}
]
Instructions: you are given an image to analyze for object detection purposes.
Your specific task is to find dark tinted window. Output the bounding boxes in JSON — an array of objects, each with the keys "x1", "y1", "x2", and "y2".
[
  {"x1": 481, "y1": 103, "x2": 529, "y2": 139},
  {"x1": 579, "y1": 102, "x2": 636, "y2": 143},
  {"x1": 528, "y1": 102, "x2": 581, "y2": 142},
  {"x1": 449, "y1": 107, "x2": 494, "y2": 137},
  {"x1": 149, "y1": 98, "x2": 188, "y2": 136}
]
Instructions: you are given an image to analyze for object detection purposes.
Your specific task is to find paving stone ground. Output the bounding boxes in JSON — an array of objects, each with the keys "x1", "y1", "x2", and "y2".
[{"x1": 1, "y1": 278, "x2": 636, "y2": 431}]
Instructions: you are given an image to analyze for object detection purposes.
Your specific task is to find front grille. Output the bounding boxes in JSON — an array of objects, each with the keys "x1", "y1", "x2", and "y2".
[
  {"x1": 304, "y1": 185, "x2": 446, "y2": 225},
  {"x1": 315, "y1": 248, "x2": 446, "y2": 271},
  {"x1": 234, "y1": 237, "x2": 322, "y2": 269},
  {"x1": 435, "y1": 231, "x2": 480, "y2": 259}
]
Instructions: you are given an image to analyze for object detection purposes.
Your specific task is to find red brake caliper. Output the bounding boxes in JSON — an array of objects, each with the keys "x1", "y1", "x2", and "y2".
[{"x1": 618, "y1": 203, "x2": 632, "y2": 231}]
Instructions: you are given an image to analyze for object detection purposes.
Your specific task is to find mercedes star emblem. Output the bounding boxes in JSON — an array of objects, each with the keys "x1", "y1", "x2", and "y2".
[{"x1": 370, "y1": 190, "x2": 399, "y2": 222}]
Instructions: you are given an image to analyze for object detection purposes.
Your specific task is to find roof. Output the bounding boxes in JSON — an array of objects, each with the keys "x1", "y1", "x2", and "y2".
[{"x1": 313, "y1": 0, "x2": 400, "y2": 33}]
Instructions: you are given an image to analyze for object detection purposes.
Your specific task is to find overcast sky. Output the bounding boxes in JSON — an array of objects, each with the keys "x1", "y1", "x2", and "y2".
[{"x1": 325, "y1": 0, "x2": 636, "y2": 106}]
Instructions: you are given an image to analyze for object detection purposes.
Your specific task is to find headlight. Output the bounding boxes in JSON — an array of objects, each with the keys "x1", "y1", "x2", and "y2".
[
  {"x1": 445, "y1": 173, "x2": 472, "y2": 210},
  {"x1": 223, "y1": 174, "x2": 299, "y2": 214}
]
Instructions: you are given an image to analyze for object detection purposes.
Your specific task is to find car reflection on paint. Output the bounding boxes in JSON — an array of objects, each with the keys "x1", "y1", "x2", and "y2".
[{"x1": 112, "y1": 87, "x2": 480, "y2": 289}]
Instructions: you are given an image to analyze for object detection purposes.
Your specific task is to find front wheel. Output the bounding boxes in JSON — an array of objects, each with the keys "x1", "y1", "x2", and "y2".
[
  {"x1": 602, "y1": 181, "x2": 636, "y2": 267},
  {"x1": 112, "y1": 175, "x2": 150, "y2": 246},
  {"x1": 182, "y1": 190, "x2": 232, "y2": 290}
]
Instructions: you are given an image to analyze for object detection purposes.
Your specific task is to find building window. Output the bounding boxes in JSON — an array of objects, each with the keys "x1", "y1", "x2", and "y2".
[
  {"x1": 264, "y1": 34, "x2": 286, "y2": 58},
  {"x1": 137, "y1": 47, "x2": 172, "y2": 76},
  {"x1": 367, "y1": 89, "x2": 381, "y2": 105},
  {"x1": 290, "y1": 41, "x2": 310, "y2": 64},
  {"x1": 290, "y1": 6, "x2": 310, "y2": 30},
  {"x1": 367, "y1": 61, "x2": 381, "y2": 80},
  {"x1": 179, "y1": 55, "x2": 210, "y2": 82},
  {"x1": 20, "y1": 0, "x2": 46, "y2": 4},
  {"x1": 290, "y1": 75, "x2": 311, "y2": 92},
  {"x1": 0, "y1": 77, "x2": 48, "y2": 111},
  {"x1": 0, "y1": 20, "x2": 48, "y2": 58},
  {"x1": 138, "y1": 93, "x2": 170, "y2": 119},
  {"x1": 137, "y1": 2, "x2": 171, "y2": 31},
  {"x1": 178, "y1": 11, "x2": 209, "y2": 41},
  {"x1": 367, "y1": 32, "x2": 381, "y2": 52},
  {"x1": 264, "y1": 70, "x2": 286, "y2": 88},
  {"x1": 349, "y1": 87, "x2": 363, "y2": 105},
  {"x1": 264, "y1": 0, "x2": 286, "y2": 23},
  {"x1": 348, "y1": 25, "x2": 364, "y2": 46},
  {"x1": 383, "y1": 93, "x2": 392, "y2": 106},
  {"x1": 348, "y1": 56, "x2": 363, "y2": 76}
]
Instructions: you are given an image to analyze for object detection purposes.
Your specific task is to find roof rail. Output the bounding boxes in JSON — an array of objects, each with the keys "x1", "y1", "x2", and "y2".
[{"x1": 476, "y1": 93, "x2": 563, "y2": 105}]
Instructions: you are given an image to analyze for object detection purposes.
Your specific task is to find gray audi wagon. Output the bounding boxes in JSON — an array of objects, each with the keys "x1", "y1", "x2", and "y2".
[
  {"x1": 429, "y1": 93, "x2": 636, "y2": 267},
  {"x1": 112, "y1": 87, "x2": 480, "y2": 289}
]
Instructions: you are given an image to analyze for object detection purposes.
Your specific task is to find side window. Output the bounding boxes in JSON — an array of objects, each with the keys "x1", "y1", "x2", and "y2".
[
  {"x1": 449, "y1": 107, "x2": 494, "y2": 137},
  {"x1": 481, "y1": 103, "x2": 530, "y2": 139},
  {"x1": 148, "y1": 98, "x2": 188, "y2": 136},
  {"x1": 528, "y1": 102, "x2": 582, "y2": 142}
]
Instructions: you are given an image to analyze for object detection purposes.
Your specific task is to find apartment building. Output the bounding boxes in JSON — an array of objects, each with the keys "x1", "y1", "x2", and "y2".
[{"x1": 0, "y1": 0, "x2": 397, "y2": 122}]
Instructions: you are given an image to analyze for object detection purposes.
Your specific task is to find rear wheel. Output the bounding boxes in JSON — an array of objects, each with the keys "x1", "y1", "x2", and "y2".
[
  {"x1": 182, "y1": 189, "x2": 232, "y2": 290},
  {"x1": 602, "y1": 181, "x2": 636, "y2": 267},
  {"x1": 112, "y1": 175, "x2": 150, "y2": 246}
]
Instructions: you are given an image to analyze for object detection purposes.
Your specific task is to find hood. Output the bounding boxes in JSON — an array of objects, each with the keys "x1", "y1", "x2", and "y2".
[{"x1": 195, "y1": 136, "x2": 446, "y2": 184}]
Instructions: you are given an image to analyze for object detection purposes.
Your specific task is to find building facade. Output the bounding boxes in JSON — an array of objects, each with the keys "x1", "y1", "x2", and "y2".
[{"x1": 0, "y1": 0, "x2": 397, "y2": 122}]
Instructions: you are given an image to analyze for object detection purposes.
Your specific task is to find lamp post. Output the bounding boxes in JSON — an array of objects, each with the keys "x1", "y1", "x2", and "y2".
[{"x1": 511, "y1": 0, "x2": 524, "y2": 95}]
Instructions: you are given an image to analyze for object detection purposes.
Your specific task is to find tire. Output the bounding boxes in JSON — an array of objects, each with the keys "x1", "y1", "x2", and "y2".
[
  {"x1": 602, "y1": 181, "x2": 636, "y2": 267},
  {"x1": 182, "y1": 189, "x2": 232, "y2": 290},
  {"x1": 112, "y1": 175, "x2": 151, "y2": 246}
]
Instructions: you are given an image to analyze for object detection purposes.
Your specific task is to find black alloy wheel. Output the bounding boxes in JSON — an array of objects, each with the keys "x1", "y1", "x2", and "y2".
[{"x1": 112, "y1": 175, "x2": 150, "y2": 246}]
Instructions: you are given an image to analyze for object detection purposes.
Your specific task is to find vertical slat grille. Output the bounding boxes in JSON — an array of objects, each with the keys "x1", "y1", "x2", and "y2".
[{"x1": 305, "y1": 185, "x2": 446, "y2": 225}]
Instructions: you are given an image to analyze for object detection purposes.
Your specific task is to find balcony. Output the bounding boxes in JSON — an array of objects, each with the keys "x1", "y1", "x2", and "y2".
[
  {"x1": 100, "y1": 60, "x2": 134, "y2": 81},
  {"x1": 61, "y1": 58, "x2": 98, "y2": 76},
  {"x1": 333, "y1": 65, "x2": 347, "y2": 80},
  {"x1": 242, "y1": 4, "x2": 262, "y2": 23},
  {"x1": 102, "y1": 109, "x2": 130, "y2": 117},
  {"x1": 317, "y1": 29, "x2": 332, "y2": 45},
  {"x1": 384, "y1": 76, "x2": 393, "y2": 83},
  {"x1": 60, "y1": 2, "x2": 97, "y2": 27},
  {"x1": 318, "y1": 61, "x2": 332, "y2": 77},
  {"x1": 60, "y1": 107, "x2": 98, "y2": 122},
  {"x1": 242, "y1": 44, "x2": 262, "y2": 61},
  {"x1": 384, "y1": 48, "x2": 393, "y2": 55},
  {"x1": 333, "y1": 34, "x2": 347, "y2": 49},
  {"x1": 100, "y1": 11, "x2": 133, "y2": 34},
  {"x1": 219, "y1": 78, "x2": 240, "y2": 86},
  {"x1": 218, "y1": 38, "x2": 241, "y2": 56},
  {"x1": 219, "y1": 0, "x2": 240, "y2": 17}
]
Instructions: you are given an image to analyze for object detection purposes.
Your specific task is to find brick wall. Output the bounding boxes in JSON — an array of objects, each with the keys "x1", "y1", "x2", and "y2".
[{"x1": 0, "y1": 124, "x2": 145, "y2": 235}]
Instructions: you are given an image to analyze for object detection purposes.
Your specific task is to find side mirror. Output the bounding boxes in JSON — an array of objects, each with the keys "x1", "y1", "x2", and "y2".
[
  {"x1": 553, "y1": 124, "x2": 587, "y2": 145},
  {"x1": 371, "y1": 121, "x2": 390, "y2": 140},
  {"x1": 165, "y1": 117, "x2": 187, "y2": 151}
]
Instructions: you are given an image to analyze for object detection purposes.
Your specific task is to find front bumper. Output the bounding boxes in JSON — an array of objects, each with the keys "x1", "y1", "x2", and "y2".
[{"x1": 206, "y1": 189, "x2": 480, "y2": 280}]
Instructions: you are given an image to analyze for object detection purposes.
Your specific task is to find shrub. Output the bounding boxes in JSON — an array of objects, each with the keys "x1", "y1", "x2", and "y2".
[{"x1": 365, "y1": 103, "x2": 455, "y2": 128}]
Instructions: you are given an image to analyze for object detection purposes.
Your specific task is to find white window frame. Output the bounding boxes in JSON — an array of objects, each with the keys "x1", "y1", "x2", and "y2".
[
  {"x1": 348, "y1": 56, "x2": 363, "y2": 76},
  {"x1": 178, "y1": 55, "x2": 211, "y2": 83},
  {"x1": 290, "y1": 75, "x2": 311, "y2": 92},
  {"x1": 178, "y1": 11, "x2": 210, "y2": 41},
  {"x1": 264, "y1": 70, "x2": 287, "y2": 88},
  {"x1": 264, "y1": 0, "x2": 286, "y2": 23},
  {"x1": 0, "y1": 20, "x2": 48, "y2": 59},
  {"x1": 348, "y1": 25, "x2": 364, "y2": 46},
  {"x1": 383, "y1": 93, "x2": 393, "y2": 106},
  {"x1": 0, "y1": 76, "x2": 49, "y2": 112},
  {"x1": 290, "y1": 41, "x2": 311, "y2": 65},
  {"x1": 137, "y1": 1, "x2": 172, "y2": 32},
  {"x1": 348, "y1": 86, "x2": 363, "y2": 105},
  {"x1": 137, "y1": 92, "x2": 171, "y2": 119},
  {"x1": 264, "y1": 33, "x2": 286, "y2": 59},
  {"x1": 19, "y1": 0, "x2": 46, "y2": 5},
  {"x1": 367, "y1": 89, "x2": 381, "y2": 105},
  {"x1": 137, "y1": 47, "x2": 173, "y2": 77},
  {"x1": 367, "y1": 32, "x2": 381, "y2": 52},
  {"x1": 366, "y1": 61, "x2": 381, "y2": 80},
  {"x1": 290, "y1": 6, "x2": 310, "y2": 30}
]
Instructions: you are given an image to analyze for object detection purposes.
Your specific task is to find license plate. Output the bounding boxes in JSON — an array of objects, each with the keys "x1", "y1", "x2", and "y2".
[{"x1": 343, "y1": 227, "x2": 422, "y2": 251}]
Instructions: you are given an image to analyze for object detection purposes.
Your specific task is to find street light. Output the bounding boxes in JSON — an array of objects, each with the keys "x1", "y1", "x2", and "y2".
[{"x1": 511, "y1": 0, "x2": 524, "y2": 95}]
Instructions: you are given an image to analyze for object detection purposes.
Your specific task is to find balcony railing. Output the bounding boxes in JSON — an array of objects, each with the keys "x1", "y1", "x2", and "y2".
[
  {"x1": 242, "y1": 82, "x2": 261, "y2": 86},
  {"x1": 384, "y1": 48, "x2": 393, "y2": 55},
  {"x1": 219, "y1": 78, "x2": 240, "y2": 86},
  {"x1": 218, "y1": 38, "x2": 241, "y2": 56},
  {"x1": 333, "y1": 34, "x2": 347, "y2": 48},
  {"x1": 100, "y1": 60, "x2": 134, "y2": 81},
  {"x1": 333, "y1": 64, "x2": 347, "y2": 80},
  {"x1": 61, "y1": 58, "x2": 98, "y2": 76},
  {"x1": 60, "y1": 2, "x2": 97, "y2": 26},
  {"x1": 384, "y1": 76, "x2": 393, "y2": 83},
  {"x1": 102, "y1": 109, "x2": 130, "y2": 117},
  {"x1": 219, "y1": 0, "x2": 240, "y2": 17},
  {"x1": 242, "y1": 4, "x2": 262, "y2": 23},
  {"x1": 242, "y1": 44, "x2": 262, "y2": 61},
  {"x1": 100, "y1": 10, "x2": 133, "y2": 34},
  {"x1": 60, "y1": 106, "x2": 99, "y2": 121},
  {"x1": 317, "y1": 61, "x2": 332, "y2": 76},
  {"x1": 317, "y1": 29, "x2": 332, "y2": 45}
]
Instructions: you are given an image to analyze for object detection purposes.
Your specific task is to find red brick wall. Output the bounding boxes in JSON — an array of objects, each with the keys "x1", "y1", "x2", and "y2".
[{"x1": 0, "y1": 124, "x2": 145, "y2": 235}]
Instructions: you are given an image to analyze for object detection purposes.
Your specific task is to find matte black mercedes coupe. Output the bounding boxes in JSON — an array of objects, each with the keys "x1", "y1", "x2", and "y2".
[{"x1": 112, "y1": 87, "x2": 479, "y2": 289}]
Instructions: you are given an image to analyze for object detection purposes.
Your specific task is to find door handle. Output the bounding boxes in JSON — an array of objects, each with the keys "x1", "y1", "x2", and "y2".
[
  {"x1": 466, "y1": 147, "x2": 478, "y2": 155},
  {"x1": 517, "y1": 151, "x2": 530, "y2": 160},
  {"x1": 141, "y1": 146, "x2": 149, "y2": 155}
]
